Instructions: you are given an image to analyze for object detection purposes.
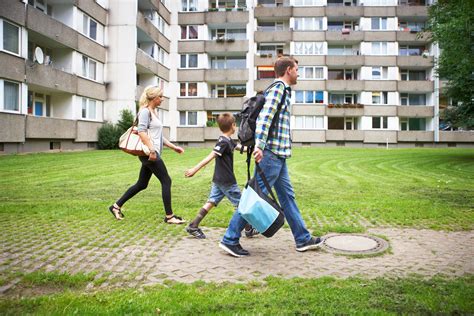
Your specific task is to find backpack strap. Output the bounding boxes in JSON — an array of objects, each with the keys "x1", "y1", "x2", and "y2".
[{"x1": 265, "y1": 81, "x2": 287, "y2": 138}]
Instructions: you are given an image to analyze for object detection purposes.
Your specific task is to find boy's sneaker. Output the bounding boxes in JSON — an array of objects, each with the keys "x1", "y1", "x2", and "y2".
[
  {"x1": 219, "y1": 242, "x2": 249, "y2": 257},
  {"x1": 186, "y1": 226, "x2": 206, "y2": 239},
  {"x1": 296, "y1": 236, "x2": 323, "y2": 252},
  {"x1": 244, "y1": 227, "x2": 259, "y2": 238}
]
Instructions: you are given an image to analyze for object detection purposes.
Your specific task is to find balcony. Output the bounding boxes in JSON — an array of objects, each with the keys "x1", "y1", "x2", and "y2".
[
  {"x1": 0, "y1": 113, "x2": 26, "y2": 142},
  {"x1": 439, "y1": 131, "x2": 474, "y2": 143},
  {"x1": 326, "y1": 6, "x2": 363, "y2": 18},
  {"x1": 205, "y1": 10, "x2": 249, "y2": 24},
  {"x1": 178, "y1": 12, "x2": 205, "y2": 24},
  {"x1": 325, "y1": 31, "x2": 363, "y2": 43},
  {"x1": 0, "y1": 0, "x2": 26, "y2": 26},
  {"x1": 292, "y1": 31, "x2": 325, "y2": 42},
  {"x1": 204, "y1": 69, "x2": 248, "y2": 82},
  {"x1": 77, "y1": 77, "x2": 107, "y2": 101},
  {"x1": 254, "y1": 79, "x2": 273, "y2": 92},
  {"x1": 177, "y1": 98, "x2": 205, "y2": 111},
  {"x1": 326, "y1": 106, "x2": 364, "y2": 117},
  {"x1": 364, "y1": 131, "x2": 397, "y2": 143},
  {"x1": 205, "y1": 40, "x2": 248, "y2": 54},
  {"x1": 397, "y1": 106, "x2": 434, "y2": 117},
  {"x1": 293, "y1": 7, "x2": 325, "y2": 17},
  {"x1": 397, "y1": 31, "x2": 431, "y2": 44},
  {"x1": 364, "y1": 31, "x2": 396, "y2": 42},
  {"x1": 326, "y1": 55, "x2": 364, "y2": 67},
  {"x1": 137, "y1": 11, "x2": 171, "y2": 52},
  {"x1": 326, "y1": 80, "x2": 364, "y2": 91},
  {"x1": 364, "y1": 106, "x2": 397, "y2": 116},
  {"x1": 364, "y1": 56, "x2": 397, "y2": 66},
  {"x1": 292, "y1": 105, "x2": 325, "y2": 116},
  {"x1": 398, "y1": 80, "x2": 434, "y2": 93},
  {"x1": 25, "y1": 116, "x2": 76, "y2": 139},
  {"x1": 397, "y1": 6, "x2": 428, "y2": 18},
  {"x1": 204, "y1": 127, "x2": 222, "y2": 140},
  {"x1": 76, "y1": 0, "x2": 107, "y2": 25},
  {"x1": 26, "y1": 63, "x2": 75, "y2": 94},
  {"x1": 136, "y1": 49, "x2": 170, "y2": 80},
  {"x1": 149, "y1": 0, "x2": 171, "y2": 23},
  {"x1": 76, "y1": 120, "x2": 103, "y2": 142},
  {"x1": 178, "y1": 41, "x2": 205, "y2": 53},
  {"x1": 204, "y1": 97, "x2": 244, "y2": 111},
  {"x1": 292, "y1": 130, "x2": 325, "y2": 143},
  {"x1": 255, "y1": 31, "x2": 292, "y2": 42},
  {"x1": 364, "y1": 80, "x2": 397, "y2": 91},
  {"x1": 177, "y1": 69, "x2": 205, "y2": 82},
  {"x1": 397, "y1": 56, "x2": 434, "y2": 68},
  {"x1": 177, "y1": 127, "x2": 204, "y2": 142},
  {"x1": 397, "y1": 131, "x2": 434, "y2": 142},
  {"x1": 326, "y1": 130, "x2": 364, "y2": 141},
  {"x1": 254, "y1": 6, "x2": 292, "y2": 18},
  {"x1": 363, "y1": 6, "x2": 396, "y2": 17}
]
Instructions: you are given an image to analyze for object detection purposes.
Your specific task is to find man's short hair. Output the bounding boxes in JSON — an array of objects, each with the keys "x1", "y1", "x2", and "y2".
[
  {"x1": 217, "y1": 112, "x2": 235, "y2": 133},
  {"x1": 274, "y1": 56, "x2": 298, "y2": 77}
]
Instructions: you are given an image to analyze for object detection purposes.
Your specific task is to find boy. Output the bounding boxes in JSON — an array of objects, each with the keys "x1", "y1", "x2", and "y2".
[{"x1": 184, "y1": 113, "x2": 258, "y2": 239}]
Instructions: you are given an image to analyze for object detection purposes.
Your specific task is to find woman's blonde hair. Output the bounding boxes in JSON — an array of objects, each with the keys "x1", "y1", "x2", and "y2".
[{"x1": 139, "y1": 85, "x2": 163, "y2": 108}]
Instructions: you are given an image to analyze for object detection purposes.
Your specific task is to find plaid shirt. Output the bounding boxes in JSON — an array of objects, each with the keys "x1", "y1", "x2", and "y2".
[{"x1": 255, "y1": 80, "x2": 292, "y2": 158}]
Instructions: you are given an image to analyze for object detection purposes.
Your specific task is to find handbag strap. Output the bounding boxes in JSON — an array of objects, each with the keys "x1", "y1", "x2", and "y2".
[{"x1": 255, "y1": 163, "x2": 281, "y2": 208}]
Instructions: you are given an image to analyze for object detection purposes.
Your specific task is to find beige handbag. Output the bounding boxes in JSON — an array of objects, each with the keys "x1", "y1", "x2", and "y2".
[
  {"x1": 118, "y1": 110, "x2": 153, "y2": 156},
  {"x1": 118, "y1": 126, "x2": 152, "y2": 156}
]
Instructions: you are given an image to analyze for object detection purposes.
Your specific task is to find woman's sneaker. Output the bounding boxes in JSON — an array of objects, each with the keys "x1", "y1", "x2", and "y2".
[
  {"x1": 186, "y1": 226, "x2": 206, "y2": 239},
  {"x1": 296, "y1": 236, "x2": 323, "y2": 252}
]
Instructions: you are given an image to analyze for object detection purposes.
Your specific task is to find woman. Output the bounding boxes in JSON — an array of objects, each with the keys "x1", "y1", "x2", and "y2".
[{"x1": 109, "y1": 86, "x2": 186, "y2": 224}]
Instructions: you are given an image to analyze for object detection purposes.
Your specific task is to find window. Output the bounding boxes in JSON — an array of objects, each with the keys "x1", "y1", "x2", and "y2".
[
  {"x1": 371, "y1": 17, "x2": 387, "y2": 30},
  {"x1": 81, "y1": 56, "x2": 97, "y2": 80},
  {"x1": 400, "y1": 118, "x2": 426, "y2": 131},
  {"x1": 81, "y1": 97, "x2": 97, "y2": 120},
  {"x1": 371, "y1": 42, "x2": 388, "y2": 55},
  {"x1": 399, "y1": 21, "x2": 426, "y2": 32},
  {"x1": 345, "y1": 117, "x2": 358, "y2": 130},
  {"x1": 294, "y1": 42, "x2": 324, "y2": 55},
  {"x1": 299, "y1": 66, "x2": 324, "y2": 80},
  {"x1": 179, "y1": 111, "x2": 198, "y2": 126},
  {"x1": 2, "y1": 20, "x2": 20, "y2": 55},
  {"x1": 294, "y1": 116, "x2": 324, "y2": 129},
  {"x1": 257, "y1": 44, "x2": 284, "y2": 56},
  {"x1": 327, "y1": 45, "x2": 357, "y2": 55},
  {"x1": 210, "y1": 84, "x2": 245, "y2": 98},
  {"x1": 257, "y1": 66, "x2": 275, "y2": 79},
  {"x1": 181, "y1": 0, "x2": 197, "y2": 11},
  {"x1": 180, "y1": 54, "x2": 198, "y2": 68},
  {"x1": 210, "y1": 56, "x2": 246, "y2": 69},
  {"x1": 180, "y1": 82, "x2": 198, "y2": 97},
  {"x1": 258, "y1": 21, "x2": 285, "y2": 31},
  {"x1": 210, "y1": 0, "x2": 246, "y2": 9},
  {"x1": 181, "y1": 25, "x2": 198, "y2": 39},
  {"x1": 82, "y1": 13, "x2": 98, "y2": 41},
  {"x1": 328, "y1": 117, "x2": 358, "y2": 130},
  {"x1": 372, "y1": 116, "x2": 388, "y2": 129},
  {"x1": 294, "y1": 18, "x2": 323, "y2": 31},
  {"x1": 329, "y1": 93, "x2": 358, "y2": 104},
  {"x1": 211, "y1": 28, "x2": 246, "y2": 40},
  {"x1": 371, "y1": 67, "x2": 388, "y2": 79},
  {"x1": 400, "y1": 93, "x2": 426, "y2": 106},
  {"x1": 2, "y1": 80, "x2": 20, "y2": 112},
  {"x1": 399, "y1": 45, "x2": 425, "y2": 56},
  {"x1": 328, "y1": 69, "x2": 358, "y2": 80},
  {"x1": 372, "y1": 92, "x2": 388, "y2": 105},
  {"x1": 400, "y1": 70, "x2": 426, "y2": 81},
  {"x1": 295, "y1": 91, "x2": 324, "y2": 104}
]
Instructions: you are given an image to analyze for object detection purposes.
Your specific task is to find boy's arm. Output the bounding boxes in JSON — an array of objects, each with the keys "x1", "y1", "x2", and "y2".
[{"x1": 185, "y1": 151, "x2": 217, "y2": 177}]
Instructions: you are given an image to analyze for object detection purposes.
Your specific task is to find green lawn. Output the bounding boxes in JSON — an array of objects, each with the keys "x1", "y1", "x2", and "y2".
[
  {"x1": 0, "y1": 148, "x2": 473, "y2": 314},
  {"x1": 1, "y1": 148, "x2": 472, "y2": 232}
]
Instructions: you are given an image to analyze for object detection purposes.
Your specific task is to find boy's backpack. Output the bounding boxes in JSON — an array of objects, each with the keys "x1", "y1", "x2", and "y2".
[
  {"x1": 237, "y1": 80, "x2": 288, "y2": 180},
  {"x1": 237, "y1": 80, "x2": 287, "y2": 148}
]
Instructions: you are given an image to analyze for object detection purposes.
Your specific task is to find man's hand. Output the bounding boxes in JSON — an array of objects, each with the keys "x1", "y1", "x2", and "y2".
[
  {"x1": 148, "y1": 151, "x2": 157, "y2": 161},
  {"x1": 253, "y1": 147, "x2": 263, "y2": 163}
]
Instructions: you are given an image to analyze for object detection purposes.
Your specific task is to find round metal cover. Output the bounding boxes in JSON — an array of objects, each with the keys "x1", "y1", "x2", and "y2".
[{"x1": 322, "y1": 234, "x2": 389, "y2": 255}]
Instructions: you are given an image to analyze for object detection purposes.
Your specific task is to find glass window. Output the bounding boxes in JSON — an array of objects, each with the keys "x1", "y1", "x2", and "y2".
[
  {"x1": 180, "y1": 55, "x2": 186, "y2": 68},
  {"x1": 188, "y1": 83, "x2": 197, "y2": 96},
  {"x1": 295, "y1": 91, "x2": 304, "y2": 103},
  {"x1": 372, "y1": 67, "x2": 381, "y2": 79},
  {"x1": 226, "y1": 84, "x2": 246, "y2": 97},
  {"x1": 188, "y1": 111, "x2": 197, "y2": 125},
  {"x1": 89, "y1": 19, "x2": 97, "y2": 40},
  {"x1": 188, "y1": 54, "x2": 198, "y2": 67},
  {"x1": 316, "y1": 91, "x2": 324, "y2": 103},
  {"x1": 372, "y1": 117, "x2": 381, "y2": 129},
  {"x1": 82, "y1": 98, "x2": 87, "y2": 118},
  {"x1": 305, "y1": 91, "x2": 314, "y2": 103},
  {"x1": 89, "y1": 60, "x2": 96, "y2": 80},
  {"x1": 89, "y1": 100, "x2": 96, "y2": 119},
  {"x1": 188, "y1": 26, "x2": 198, "y2": 39},
  {"x1": 4, "y1": 81, "x2": 19, "y2": 111},
  {"x1": 179, "y1": 111, "x2": 186, "y2": 125},
  {"x1": 3, "y1": 21, "x2": 19, "y2": 54}
]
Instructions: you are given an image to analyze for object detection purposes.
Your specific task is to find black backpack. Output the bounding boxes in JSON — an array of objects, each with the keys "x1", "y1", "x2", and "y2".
[{"x1": 237, "y1": 80, "x2": 287, "y2": 179}]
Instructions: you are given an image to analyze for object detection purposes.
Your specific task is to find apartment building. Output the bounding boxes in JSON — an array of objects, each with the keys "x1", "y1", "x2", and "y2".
[{"x1": 0, "y1": 0, "x2": 472, "y2": 154}]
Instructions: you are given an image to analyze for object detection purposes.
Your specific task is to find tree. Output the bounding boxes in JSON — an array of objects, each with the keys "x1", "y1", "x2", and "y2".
[
  {"x1": 116, "y1": 108, "x2": 135, "y2": 135},
  {"x1": 97, "y1": 108, "x2": 135, "y2": 149},
  {"x1": 425, "y1": 0, "x2": 474, "y2": 129}
]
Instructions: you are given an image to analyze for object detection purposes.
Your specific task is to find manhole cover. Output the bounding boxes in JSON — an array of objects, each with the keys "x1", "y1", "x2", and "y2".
[{"x1": 322, "y1": 234, "x2": 389, "y2": 255}]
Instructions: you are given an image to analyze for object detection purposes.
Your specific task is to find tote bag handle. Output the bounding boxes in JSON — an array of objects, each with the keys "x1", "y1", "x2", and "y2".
[{"x1": 255, "y1": 163, "x2": 281, "y2": 210}]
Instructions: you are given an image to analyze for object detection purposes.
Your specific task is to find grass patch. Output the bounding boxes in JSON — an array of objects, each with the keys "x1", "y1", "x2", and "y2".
[{"x1": 0, "y1": 276, "x2": 472, "y2": 315}]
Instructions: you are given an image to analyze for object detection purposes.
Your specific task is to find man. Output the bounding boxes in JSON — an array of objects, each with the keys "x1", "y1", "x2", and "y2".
[{"x1": 219, "y1": 56, "x2": 323, "y2": 257}]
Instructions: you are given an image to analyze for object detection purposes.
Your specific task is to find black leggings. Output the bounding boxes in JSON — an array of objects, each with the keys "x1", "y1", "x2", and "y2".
[{"x1": 116, "y1": 156, "x2": 173, "y2": 215}]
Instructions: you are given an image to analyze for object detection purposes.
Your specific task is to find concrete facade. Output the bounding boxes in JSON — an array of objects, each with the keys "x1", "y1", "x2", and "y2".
[{"x1": 0, "y1": 0, "x2": 473, "y2": 154}]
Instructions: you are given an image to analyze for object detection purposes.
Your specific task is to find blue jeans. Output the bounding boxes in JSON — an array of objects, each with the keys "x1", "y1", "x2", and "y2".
[
  {"x1": 222, "y1": 149, "x2": 312, "y2": 247},
  {"x1": 207, "y1": 182, "x2": 241, "y2": 208}
]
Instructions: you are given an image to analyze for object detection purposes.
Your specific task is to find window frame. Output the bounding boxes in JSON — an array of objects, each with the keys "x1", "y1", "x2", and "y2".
[
  {"x1": 181, "y1": 25, "x2": 199, "y2": 40},
  {"x1": 180, "y1": 54, "x2": 198, "y2": 68},
  {"x1": 1, "y1": 80, "x2": 21, "y2": 113},
  {"x1": 181, "y1": 0, "x2": 197, "y2": 12},
  {"x1": 299, "y1": 66, "x2": 324, "y2": 80},
  {"x1": 81, "y1": 97, "x2": 97, "y2": 120},
  {"x1": 295, "y1": 90, "x2": 324, "y2": 104},
  {"x1": 294, "y1": 115, "x2": 324, "y2": 129},
  {"x1": 179, "y1": 111, "x2": 198, "y2": 126},
  {"x1": 82, "y1": 13, "x2": 99, "y2": 41},
  {"x1": 371, "y1": 42, "x2": 388, "y2": 55},
  {"x1": 371, "y1": 17, "x2": 388, "y2": 30},
  {"x1": 371, "y1": 116, "x2": 388, "y2": 129},
  {"x1": 1, "y1": 19, "x2": 21, "y2": 56},
  {"x1": 81, "y1": 55, "x2": 97, "y2": 81},
  {"x1": 179, "y1": 82, "x2": 198, "y2": 97}
]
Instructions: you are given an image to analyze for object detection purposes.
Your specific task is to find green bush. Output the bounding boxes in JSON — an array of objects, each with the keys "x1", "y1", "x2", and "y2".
[
  {"x1": 116, "y1": 109, "x2": 134, "y2": 135},
  {"x1": 97, "y1": 123, "x2": 119, "y2": 149},
  {"x1": 97, "y1": 109, "x2": 135, "y2": 150}
]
